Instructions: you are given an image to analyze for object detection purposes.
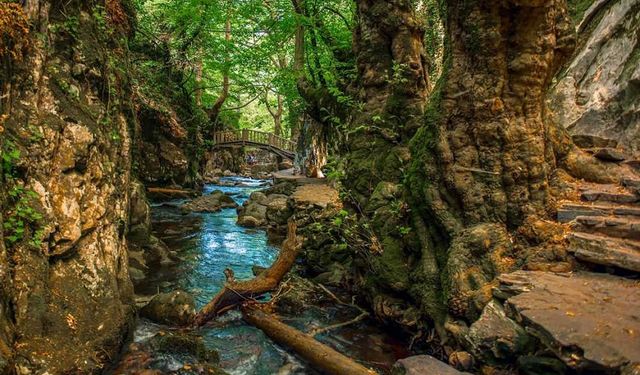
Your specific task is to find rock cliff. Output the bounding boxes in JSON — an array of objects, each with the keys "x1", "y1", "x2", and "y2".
[
  {"x1": 550, "y1": 0, "x2": 640, "y2": 153},
  {"x1": 0, "y1": 1, "x2": 139, "y2": 372}
]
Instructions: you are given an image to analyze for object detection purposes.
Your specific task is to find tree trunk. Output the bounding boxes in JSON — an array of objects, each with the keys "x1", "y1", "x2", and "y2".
[
  {"x1": 243, "y1": 308, "x2": 377, "y2": 375},
  {"x1": 405, "y1": 0, "x2": 577, "y2": 326},
  {"x1": 344, "y1": 0, "x2": 429, "y2": 205},
  {"x1": 208, "y1": 15, "x2": 231, "y2": 129},
  {"x1": 289, "y1": 0, "x2": 306, "y2": 142},
  {"x1": 195, "y1": 50, "x2": 203, "y2": 107}
]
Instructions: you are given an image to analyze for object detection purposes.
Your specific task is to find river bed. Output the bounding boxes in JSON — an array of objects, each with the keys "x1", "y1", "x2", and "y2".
[{"x1": 117, "y1": 177, "x2": 410, "y2": 374}]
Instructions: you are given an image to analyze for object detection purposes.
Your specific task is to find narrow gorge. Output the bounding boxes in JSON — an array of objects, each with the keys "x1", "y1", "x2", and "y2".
[{"x1": 0, "y1": 0, "x2": 638, "y2": 374}]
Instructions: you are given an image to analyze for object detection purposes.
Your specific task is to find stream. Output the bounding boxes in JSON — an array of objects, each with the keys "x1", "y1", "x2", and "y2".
[{"x1": 117, "y1": 177, "x2": 410, "y2": 374}]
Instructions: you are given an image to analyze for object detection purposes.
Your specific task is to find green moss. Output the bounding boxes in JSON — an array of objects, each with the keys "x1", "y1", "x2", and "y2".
[
  {"x1": 368, "y1": 236, "x2": 410, "y2": 292},
  {"x1": 568, "y1": 0, "x2": 596, "y2": 22}
]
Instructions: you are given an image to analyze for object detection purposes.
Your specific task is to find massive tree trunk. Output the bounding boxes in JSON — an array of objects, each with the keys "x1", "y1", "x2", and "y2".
[
  {"x1": 406, "y1": 0, "x2": 579, "y2": 328},
  {"x1": 338, "y1": 0, "x2": 604, "y2": 337}
]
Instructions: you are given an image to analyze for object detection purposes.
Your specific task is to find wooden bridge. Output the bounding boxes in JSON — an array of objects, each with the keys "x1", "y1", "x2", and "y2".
[{"x1": 211, "y1": 129, "x2": 297, "y2": 160}]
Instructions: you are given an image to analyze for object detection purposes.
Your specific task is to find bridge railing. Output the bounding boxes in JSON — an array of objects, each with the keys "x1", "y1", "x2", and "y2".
[{"x1": 212, "y1": 129, "x2": 297, "y2": 153}]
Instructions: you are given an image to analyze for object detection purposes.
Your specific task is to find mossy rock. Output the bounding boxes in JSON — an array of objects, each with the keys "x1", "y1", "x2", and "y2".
[{"x1": 369, "y1": 237, "x2": 410, "y2": 292}]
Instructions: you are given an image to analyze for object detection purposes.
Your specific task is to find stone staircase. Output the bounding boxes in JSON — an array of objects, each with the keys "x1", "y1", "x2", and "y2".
[
  {"x1": 559, "y1": 175, "x2": 640, "y2": 274},
  {"x1": 490, "y1": 141, "x2": 640, "y2": 374}
]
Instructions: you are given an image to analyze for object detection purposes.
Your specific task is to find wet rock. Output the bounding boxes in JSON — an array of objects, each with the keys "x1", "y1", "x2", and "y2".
[
  {"x1": 594, "y1": 148, "x2": 628, "y2": 162},
  {"x1": 466, "y1": 300, "x2": 530, "y2": 361},
  {"x1": 143, "y1": 235, "x2": 175, "y2": 266},
  {"x1": 237, "y1": 215, "x2": 263, "y2": 228},
  {"x1": 448, "y1": 351, "x2": 474, "y2": 372},
  {"x1": 140, "y1": 290, "x2": 196, "y2": 326},
  {"x1": 497, "y1": 271, "x2": 640, "y2": 372},
  {"x1": 139, "y1": 136, "x2": 190, "y2": 186},
  {"x1": 146, "y1": 331, "x2": 218, "y2": 363},
  {"x1": 249, "y1": 191, "x2": 268, "y2": 205},
  {"x1": 129, "y1": 267, "x2": 147, "y2": 285},
  {"x1": 392, "y1": 355, "x2": 471, "y2": 375},
  {"x1": 265, "y1": 181, "x2": 297, "y2": 196},
  {"x1": 181, "y1": 191, "x2": 238, "y2": 213},
  {"x1": 237, "y1": 201, "x2": 268, "y2": 227}
]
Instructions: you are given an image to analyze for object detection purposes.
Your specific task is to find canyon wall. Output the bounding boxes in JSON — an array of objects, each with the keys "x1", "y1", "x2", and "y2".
[
  {"x1": 550, "y1": 0, "x2": 640, "y2": 153},
  {"x1": 0, "y1": 1, "x2": 138, "y2": 372}
]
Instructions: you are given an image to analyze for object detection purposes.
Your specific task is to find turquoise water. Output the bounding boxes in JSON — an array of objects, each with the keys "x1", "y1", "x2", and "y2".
[{"x1": 125, "y1": 177, "x2": 408, "y2": 374}]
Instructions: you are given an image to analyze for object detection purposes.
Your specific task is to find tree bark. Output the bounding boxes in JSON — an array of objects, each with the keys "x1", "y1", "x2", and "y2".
[
  {"x1": 405, "y1": 0, "x2": 578, "y2": 326},
  {"x1": 243, "y1": 308, "x2": 377, "y2": 375},
  {"x1": 344, "y1": 0, "x2": 429, "y2": 204},
  {"x1": 194, "y1": 221, "x2": 301, "y2": 326},
  {"x1": 195, "y1": 49, "x2": 203, "y2": 107},
  {"x1": 289, "y1": 0, "x2": 306, "y2": 142}
]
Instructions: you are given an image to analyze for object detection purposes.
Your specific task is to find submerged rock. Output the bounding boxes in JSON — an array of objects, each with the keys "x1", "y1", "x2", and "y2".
[{"x1": 140, "y1": 290, "x2": 196, "y2": 326}]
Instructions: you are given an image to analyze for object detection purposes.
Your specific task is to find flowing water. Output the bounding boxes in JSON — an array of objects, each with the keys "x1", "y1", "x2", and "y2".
[{"x1": 119, "y1": 177, "x2": 410, "y2": 374}]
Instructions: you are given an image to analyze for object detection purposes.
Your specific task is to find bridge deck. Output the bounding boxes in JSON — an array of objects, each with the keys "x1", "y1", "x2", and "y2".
[{"x1": 212, "y1": 129, "x2": 296, "y2": 159}]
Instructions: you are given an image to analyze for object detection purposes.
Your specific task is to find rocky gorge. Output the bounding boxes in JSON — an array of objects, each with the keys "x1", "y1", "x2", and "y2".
[{"x1": 0, "y1": 0, "x2": 639, "y2": 374}]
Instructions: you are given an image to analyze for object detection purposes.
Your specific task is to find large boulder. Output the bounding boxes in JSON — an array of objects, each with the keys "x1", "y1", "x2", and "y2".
[
  {"x1": 140, "y1": 290, "x2": 196, "y2": 326},
  {"x1": 238, "y1": 202, "x2": 268, "y2": 227}
]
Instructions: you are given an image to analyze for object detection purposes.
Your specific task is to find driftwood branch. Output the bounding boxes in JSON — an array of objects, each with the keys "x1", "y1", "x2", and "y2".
[
  {"x1": 193, "y1": 220, "x2": 302, "y2": 326},
  {"x1": 243, "y1": 308, "x2": 377, "y2": 375}
]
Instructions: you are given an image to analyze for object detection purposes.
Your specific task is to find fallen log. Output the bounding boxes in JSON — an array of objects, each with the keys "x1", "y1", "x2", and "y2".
[
  {"x1": 193, "y1": 220, "x2": 302, "y2": 326},
  {"x1": 146, "y1": 187, "x2": 198, "y2": 199},
  {"x1": 243, "y1": 308, "x2": 377, "y2": 375}
]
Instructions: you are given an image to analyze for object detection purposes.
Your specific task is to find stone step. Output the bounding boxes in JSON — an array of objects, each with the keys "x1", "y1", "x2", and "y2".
[
  {"x1": 495, "y1": 271, "x2": 640, "y2": 373},
  {"x1": 557, "y1": 202, "x2": 640, "y2": 223},
  {"x1": 567, "y1": 232, "x2": 640, "y2": 273},
  {"x1": 572, "y1": 215, "x2": 640, "y2": 241},
  {"x1": 580, "y1": 189, "x2": 639, "y2": 204}
]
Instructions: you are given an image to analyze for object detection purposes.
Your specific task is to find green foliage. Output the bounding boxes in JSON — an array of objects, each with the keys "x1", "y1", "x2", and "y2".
[
  {"x1": 49, "y1": 15, "x2": 80, "y2": 38},
  {"x1": 3, "y1": 186, "x2": 43, "y2": 246},
  {"x1": 133, "y1": 0, "x2": 354, "y2": 136},
  {"x1": 1, "y1": 140, "x2": 44, "y2": 248}
]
